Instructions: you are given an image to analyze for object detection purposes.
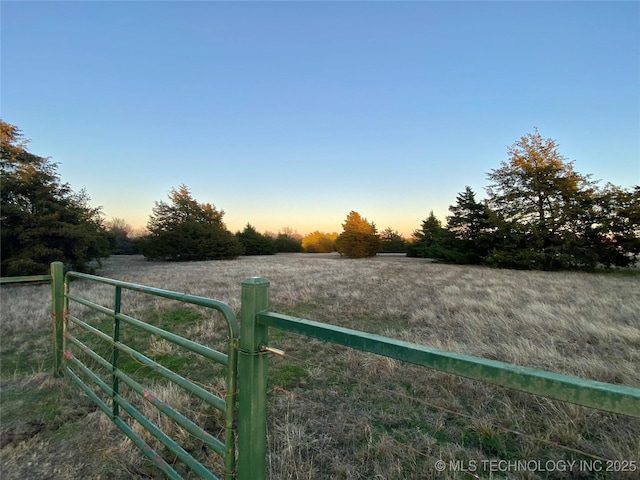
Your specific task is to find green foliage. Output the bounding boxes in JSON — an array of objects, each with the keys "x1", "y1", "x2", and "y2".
[
  {"x1": 486, "y1": 129, "x2": 597, "y2": 270},
  {"x1": 274, "y1": 230, "x2": 303, "y2": 253},
  {"x1": 379, "y1": 228, "x2": 407, "y2": 253},
  {"x1": 1, "y1": 120, "x2": 111, "y2": 276},
  {"x1": 406, "y1": 211, "x2": 455, "y2": 260},
  {"x1": 335, "y1": 211, "x2": 381, "y2": 258},
  {"x1": 236, "y1": 223, "x2": 277, "y2": 255},
  {"x1": 485, "y1": 129, "x2": 638, "y2": 270},
  {"x1": 444, "y1": 187, "x2": 495, "y2": 264},
  {"x1": 410, "y1": 130, "x2": 639, "y2": 270},
  {"x1": 582, "y1": 184, "x2": 640, "y2": 268},
  {"x1": 139, "y1": 185, "x2": 242, "y2": 261},
  {"x1": 302, "y1": 231, "x2": 337, "y2": 253}
]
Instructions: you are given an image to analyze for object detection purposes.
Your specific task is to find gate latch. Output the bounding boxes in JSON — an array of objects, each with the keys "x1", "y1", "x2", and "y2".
[{"x1": 259, "y1": 345, "x2": 285, "y2": 356}]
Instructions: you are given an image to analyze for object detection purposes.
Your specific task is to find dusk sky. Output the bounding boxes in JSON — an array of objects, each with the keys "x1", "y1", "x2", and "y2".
[{"x1": 2, "y1": 1, "x2": 639, "y2": 237}]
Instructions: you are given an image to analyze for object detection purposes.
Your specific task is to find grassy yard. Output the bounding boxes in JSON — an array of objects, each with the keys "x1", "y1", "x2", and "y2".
[{"x1": 1, "y1": 254, "x2": 639, "y2": 479}]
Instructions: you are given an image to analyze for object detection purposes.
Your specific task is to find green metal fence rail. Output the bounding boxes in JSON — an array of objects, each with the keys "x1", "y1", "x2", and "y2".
[
  {"x1": 0, "y1": 274, "x2": 53, "y2": 284},
  {"x1": 57, "y1": 264, "x2": 240, "y2": 480},
  {"x1": 239, "y1": 277, "x2": 640, "y2": 480}
]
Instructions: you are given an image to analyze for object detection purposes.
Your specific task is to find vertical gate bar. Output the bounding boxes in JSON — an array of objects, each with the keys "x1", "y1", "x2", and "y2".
[
  {"x1": 237, "y1": 277, "x2": 270, "y2": 480},
  {"x1": 51, "y1": 261, "x2": 65, "y2": 377},
  {"x1": 224, "y1": 338, "x2": 238, "y2": 480},
  {"x1": 112, "y1": 286, "x2": 122, "y2": 419}
]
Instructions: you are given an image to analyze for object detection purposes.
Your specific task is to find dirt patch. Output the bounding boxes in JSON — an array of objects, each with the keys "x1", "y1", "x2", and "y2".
[
  {"x1": 0, "y1": 412, "x2": 139, "y2": 480},
  {"x1": 0, "y1": 374, "x2": 132, "y2": 480},
  {"x1": 1, "y1": 436, "x2": 101, "y2": 480}
]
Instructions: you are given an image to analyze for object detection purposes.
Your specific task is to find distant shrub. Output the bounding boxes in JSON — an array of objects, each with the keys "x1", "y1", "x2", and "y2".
[
  {"x1": 106, "y1": 218, "x2": 140, "y2": 255},
  {"x1": 274, "y1": 232, "x2": 303, "y2": 253},
  {"x1": 302, "y1": 231, "x2": 338, "y2": 253},
  {"x1": 379, "y1": 227, "x2": 407, "y2": 253},
  {"x1": 236, "y1": 224, "x2": 277, "y2": 255}
]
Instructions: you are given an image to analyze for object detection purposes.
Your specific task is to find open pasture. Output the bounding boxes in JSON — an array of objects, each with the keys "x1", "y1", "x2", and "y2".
[{"x1": 1, "y1": 254, "x2": 639, "y2": 479}]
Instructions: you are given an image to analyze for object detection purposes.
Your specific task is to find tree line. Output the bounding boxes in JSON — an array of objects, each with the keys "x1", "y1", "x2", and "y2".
[
  {"x1": 2, "y1": 120, "x2": 637, "y2": 275},
  {"x1": 407, "y1": 130, "x2": 639, "y2": 270}
]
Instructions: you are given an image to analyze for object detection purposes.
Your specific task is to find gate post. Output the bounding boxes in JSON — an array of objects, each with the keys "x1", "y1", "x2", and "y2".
[
  {"x1": 51, "y1": 261, "x2": 65, "y2": 377},
  {"x1": 237, "y1": 277, "x2": 270, "y2": 480}
]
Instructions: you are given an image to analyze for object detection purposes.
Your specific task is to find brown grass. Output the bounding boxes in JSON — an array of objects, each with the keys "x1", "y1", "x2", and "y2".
[{"x1": 1, "y1": 253, "x2": 639, "y2": 479}]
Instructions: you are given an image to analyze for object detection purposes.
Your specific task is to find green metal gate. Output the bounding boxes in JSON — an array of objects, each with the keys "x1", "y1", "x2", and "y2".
[{"x1": 58, "y1": 263, "x2": 239, "y2": 480}]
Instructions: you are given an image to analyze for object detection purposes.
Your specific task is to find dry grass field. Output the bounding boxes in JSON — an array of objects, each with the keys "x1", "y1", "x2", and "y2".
[{"x1": 1, "y1": 253, "x2": 639, "y2": 479}]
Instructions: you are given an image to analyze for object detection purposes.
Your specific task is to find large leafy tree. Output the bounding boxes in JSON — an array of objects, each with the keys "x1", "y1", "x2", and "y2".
[
  {"x1": 486, "y1": 129, "x2": 591, "y2": 269},
  {"x1": 335, "y1": 211, "x2": 380, "y2": 258},
  {"x1": 486, "y1": 129, "x2": 637, "y2": 269},
  {"x1": 408, "y1": 131, "x2": 638, "y2": 270},
  {"x1": 139, "y1": 185, "x2": 242, "y2": 261},
  {"x1": 1, "y1": 120, "x2": 111, "y2": 275}
]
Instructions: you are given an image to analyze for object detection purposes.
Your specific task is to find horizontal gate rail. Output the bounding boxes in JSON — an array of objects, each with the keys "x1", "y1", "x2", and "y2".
[
  {"x1": 66, "y1": 271, "x2": 238, "y2": 337},
  {"x1": 66, "y1": 333, "x2": 227, "y2": 455},
  {"x1": 258, "y1": 311, "x2": 640, "y2": 418},
  {"x1": 238, "y1": 277, "x2": 639, "y2": 480},
  {"x1": 65, "y1": 364, "x2": 182, "y2": 478},
  {"x1": 66, "y1": 313, "x2": 228, "y2": 412},
  {"x1": 62, "y1": 268, "x2": 239, "y2": 480},
  {"x1": 66, "y1": 293, "x2": 230, "y2": 366},
  {"x1": 66, "y1": 354, "x2": 194, "y2": 479}
]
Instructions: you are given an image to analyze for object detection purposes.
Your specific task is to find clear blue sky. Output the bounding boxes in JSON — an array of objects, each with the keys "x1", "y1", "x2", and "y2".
[{"x1": 2, "y1": 1, "x2": 639, "y2": 237}]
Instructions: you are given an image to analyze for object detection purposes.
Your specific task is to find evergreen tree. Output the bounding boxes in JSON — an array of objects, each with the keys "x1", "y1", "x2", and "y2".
[
  {"x1": 274, "y1": 230, "x2": 303, "y2": 253},
  {"x1": 1, "y1": 120, "x2": 111, "y2": 275},
  {"x1": 407, "y1": 211, "x2": 453, "y2": 260},
  {"x1": 236, "y1": 223, "x2": 277, "y2": 255},
  {"x1": 379, "y1": 227, "x2": 407, "y2": 253},
  {"x1": 407, "y1": 131, "x2": 638, "y2": 270},
  {"x1": 583, "y1": 184, "x2": 640, "y2": 268},
  {"x1": 445, "y1": 186, "x2": 494, "y2": 264},
  {"x1": 335, "y1": 211, "x2": 380, "y2": 258},
  {"x1": 139, "y1": 185, "x2": 242, "y2": 261}
]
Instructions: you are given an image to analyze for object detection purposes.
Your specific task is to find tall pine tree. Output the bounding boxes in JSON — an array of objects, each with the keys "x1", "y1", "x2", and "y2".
[{"x1": 445, "y1": 186, "x2": 494, "y2": 264}]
